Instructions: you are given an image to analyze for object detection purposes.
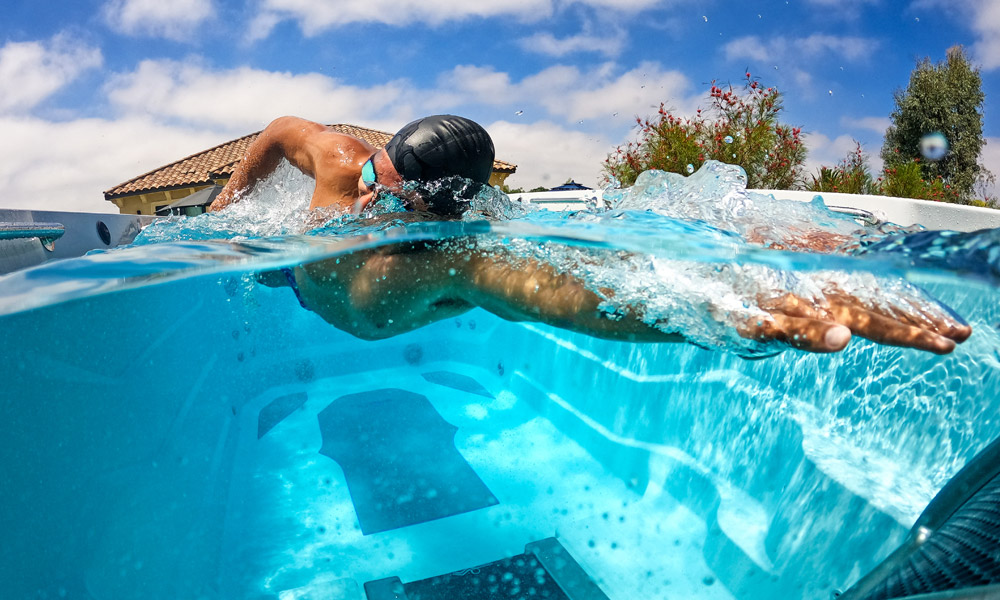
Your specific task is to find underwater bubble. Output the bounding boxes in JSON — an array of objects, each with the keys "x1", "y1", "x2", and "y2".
[
  {"x1": 702, "y1": 15, "x2": 708, "y2": 21},
  {"x1": 724, "y1": 135, "x2": 734, "y2": 144},
  {"x1": 920, "y1": 132, "x2": 949, "y2": 161},
  {"x1": 686, "y1": 164, "x2": 695, "y2": 174},
  {"x1": 828, "y1": 90, "x2": 833, "y2": 95}
]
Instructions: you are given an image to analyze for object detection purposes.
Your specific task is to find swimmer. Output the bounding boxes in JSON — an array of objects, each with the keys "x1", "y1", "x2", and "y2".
[
  {"x1": 215, "y1": 114, "x2": 971, "y2": 354},
  {"x1": 210, "y1": 114, "x2": 493, "y2": 214}
]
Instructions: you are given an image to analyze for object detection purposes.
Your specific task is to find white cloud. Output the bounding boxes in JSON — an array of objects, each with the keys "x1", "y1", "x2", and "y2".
[
  {"x1": 724, "y1": 34, "x2": 878, "y2": 64},
  {"x1": 981, "y1": 137, "x2": 1000, "y2": 196},
  {"x1": 0, "y1": 116, "x2": 224, "y2": 212},
  {"x1": 910, "y1": 0, "x2": 1000, "y2": 70},
  {"x1": 247, "y1": 0, "x2": 551, "y2": 40},
  {"x1": 803, "y1": 0, "x2": 878, "y2": 18},
  {"x1": 841, "y1": 116, "x2": 891, "y2": 135},
  {"x1": 0, "y1": 35, "x2": 102, "y2": 113},
  {"x1": 246, "y1": 0, "x2": 665, "y2": 40},
  {"x1": 488, "y1": 120, "x2": 613, "y2": 189},
  {"x1": 3, "y1": 53, "x2": 692, "y2": 212},
  {"x1": 801, "y1": 131, "x2": 874, "y2": 177},
  {"x1": 518, "y1": 29, "x2": 627, "y2": 58},
  {"x1": 103, "y1": 0, "x2": 215, "y2": 41},
  {"x1": 438, "y1": 61, "x2": 694, "y2": 125},
  {"x1": 105, "y1": 60, "x2": 414, "y2": 132}
]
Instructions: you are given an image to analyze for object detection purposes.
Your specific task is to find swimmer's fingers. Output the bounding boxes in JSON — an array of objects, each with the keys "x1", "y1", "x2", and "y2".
[
  {"x1": 737, "y1": 313, "x2": 851, "y2": 353},
  {"x1": 760, "y1": 291, "x2": 970, "y2": 352},
  {"x1": 823, "y1": 299, "x2": 958, "y2": 354},
  {"x1": 825, "y1": 293, "x2": 972, "y2": 345}
]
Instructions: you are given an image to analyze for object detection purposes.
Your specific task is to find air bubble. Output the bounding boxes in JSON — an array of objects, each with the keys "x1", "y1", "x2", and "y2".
[{"x1": 723, "y1": 135, "x2": 734, "y2": 144}]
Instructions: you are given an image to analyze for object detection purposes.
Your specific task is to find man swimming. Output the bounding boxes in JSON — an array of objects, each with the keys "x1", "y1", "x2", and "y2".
[
  {"x1": 210, "y1": 114, "x2": 493, "y2": 214},
  {"x1": 211, "y1": 114, "x2": 971, "y2": 355}
]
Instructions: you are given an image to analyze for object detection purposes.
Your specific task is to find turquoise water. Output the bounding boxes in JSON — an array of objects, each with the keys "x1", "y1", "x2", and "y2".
[{"x1": 2, "y1": 162, "x2": 1000, "y2": 599}]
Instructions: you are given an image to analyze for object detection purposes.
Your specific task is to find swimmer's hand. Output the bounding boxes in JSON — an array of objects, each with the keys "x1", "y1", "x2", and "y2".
[{"x1": 739, "y1": 292, "x2": 971, "y2": 354}]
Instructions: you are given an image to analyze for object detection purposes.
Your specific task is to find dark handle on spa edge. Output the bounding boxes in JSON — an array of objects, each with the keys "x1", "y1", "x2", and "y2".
[{"x1": 0, "y1": 222, "x2": 65, "y2": 251}]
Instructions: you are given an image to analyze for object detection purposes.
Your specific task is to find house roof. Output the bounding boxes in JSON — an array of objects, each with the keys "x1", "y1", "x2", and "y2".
[{"x1": 104, "y1": 123, "x2": 518, "y2": 200}]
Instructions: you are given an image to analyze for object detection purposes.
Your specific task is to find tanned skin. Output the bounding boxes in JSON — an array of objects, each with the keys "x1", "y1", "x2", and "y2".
[{"x1": 215, "y1": 116, "x2": 972, "y2": 355}]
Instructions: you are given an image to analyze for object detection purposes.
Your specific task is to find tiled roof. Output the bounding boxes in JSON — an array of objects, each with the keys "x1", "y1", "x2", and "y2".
[{"x1": 104, "y1": 123, "x2": 518, "y2": 199}]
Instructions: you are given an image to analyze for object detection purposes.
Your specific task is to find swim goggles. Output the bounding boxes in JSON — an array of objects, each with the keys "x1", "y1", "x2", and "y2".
[
  {"x1": 360, "y1": 153, "x2": 412, "y2": 211},
  {"x1": 361, "y1": 155, "x2": 378, "y2": 189}
]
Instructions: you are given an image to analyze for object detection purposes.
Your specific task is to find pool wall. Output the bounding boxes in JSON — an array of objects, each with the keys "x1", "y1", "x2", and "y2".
[{"x1": 2, "y1": 271, "x2": 998, "y2": 599}]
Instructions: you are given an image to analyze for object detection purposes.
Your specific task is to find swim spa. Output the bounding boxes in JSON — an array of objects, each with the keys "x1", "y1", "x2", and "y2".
[{"x1": 2, "y1": 167, "x2": 1000, "y2": 600}]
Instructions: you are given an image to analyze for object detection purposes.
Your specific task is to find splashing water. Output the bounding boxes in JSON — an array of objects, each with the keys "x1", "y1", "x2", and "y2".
[
  {"x1": 134, "y1": 160, "x2": 315, "y2": 244},
  {"x1": 1, "y1": 160, "x2": 993, "y2": 357}
]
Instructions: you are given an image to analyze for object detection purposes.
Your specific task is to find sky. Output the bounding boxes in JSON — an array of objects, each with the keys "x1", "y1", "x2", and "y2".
[{"x1": 1, "y1": 0, "x2": 999, "y2": 213}]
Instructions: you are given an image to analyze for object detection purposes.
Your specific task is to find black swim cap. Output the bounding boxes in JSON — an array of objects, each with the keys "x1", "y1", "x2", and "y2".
[{"x1": 384, "y1": 115, "x2": 495, "y2": 185}]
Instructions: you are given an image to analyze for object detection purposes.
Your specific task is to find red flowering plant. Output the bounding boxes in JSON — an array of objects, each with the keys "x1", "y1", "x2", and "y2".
[{"x1": 603, "y1": 72, "x2": 807, "y2": 189}]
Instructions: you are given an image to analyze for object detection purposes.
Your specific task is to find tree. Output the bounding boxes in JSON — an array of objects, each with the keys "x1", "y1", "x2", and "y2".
[
  {"x1": 881, "y1": 46, "x2": 988, "y2": 203},
  {"x1": 604, "y1": 72, "x2": 806, "y2": 189}
]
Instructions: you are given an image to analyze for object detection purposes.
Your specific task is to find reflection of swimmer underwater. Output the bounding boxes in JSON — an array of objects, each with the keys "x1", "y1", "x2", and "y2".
[{"x1": 211, "y1": 114, "x2": 971, "y2": 355}]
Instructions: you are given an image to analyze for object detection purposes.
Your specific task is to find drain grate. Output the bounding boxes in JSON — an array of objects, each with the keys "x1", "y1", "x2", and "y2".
[{"x1": 365, "y1": 538, "x2": 610, "y2": 600}]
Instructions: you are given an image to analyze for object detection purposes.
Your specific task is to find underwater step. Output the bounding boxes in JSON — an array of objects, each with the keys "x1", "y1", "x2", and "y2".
[
  {"x1": 318, "y1": 388, "x2": 499, "y2": 535},
  {"x1": 364, "y1": 537, "x2": 610, "y2": 600}
]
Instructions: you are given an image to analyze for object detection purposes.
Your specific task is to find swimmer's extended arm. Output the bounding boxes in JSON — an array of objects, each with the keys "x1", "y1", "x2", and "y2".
[
  {"x1": 464, "y1": 252, "x2": 970, "y2": 353},
  {"x1": 282, "y1": 241, "x2": 969, "y2": 354}
]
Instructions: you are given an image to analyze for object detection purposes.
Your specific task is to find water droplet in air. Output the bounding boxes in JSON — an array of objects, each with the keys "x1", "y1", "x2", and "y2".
[
  {"x1": 723, "y1": 135, "x2": 734, "y2": 144},
  {"x1": 612, "y1": 112, "x2": 619, "y2": 116},
  {"x1": 919, "y1": 131, "x2": 949, "y2": 161},
  {"x1": 515, "y1": 110, "x2": 523, "y2": 116},
  {"x1": 828, "y1": 90, "x2": 833, "y2": 95},
  {"x1": 686, "y1": 164, "x2": 695, "y2": 174}
]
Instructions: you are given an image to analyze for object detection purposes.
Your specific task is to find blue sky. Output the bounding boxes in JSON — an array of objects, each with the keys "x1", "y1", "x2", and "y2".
[{"x1": 1, "y1": 0, "x2": 998, "y2": 212}]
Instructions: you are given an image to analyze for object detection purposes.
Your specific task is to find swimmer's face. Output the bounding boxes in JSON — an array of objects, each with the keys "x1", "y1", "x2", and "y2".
[{"x1": 356, "y1": 149, "x2": 408, "y2": 211}]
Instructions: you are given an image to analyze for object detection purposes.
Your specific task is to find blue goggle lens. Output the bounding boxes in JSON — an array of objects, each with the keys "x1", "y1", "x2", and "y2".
[{"x1": 361, "y1": 157, "x2": 377, "y2": 188}]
